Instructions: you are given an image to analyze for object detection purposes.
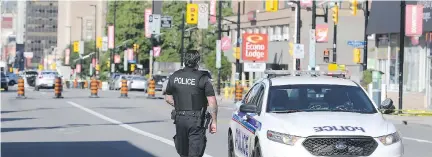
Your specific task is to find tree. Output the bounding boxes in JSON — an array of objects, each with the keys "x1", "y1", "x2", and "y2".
[{"x1": 67, "y1": 41, "x2": 97, "y2": 78}]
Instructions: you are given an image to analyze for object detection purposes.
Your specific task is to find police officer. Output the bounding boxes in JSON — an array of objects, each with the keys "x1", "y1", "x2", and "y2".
[{"x1": 165, "y1": 50, "x2": 218, "y2": 157}]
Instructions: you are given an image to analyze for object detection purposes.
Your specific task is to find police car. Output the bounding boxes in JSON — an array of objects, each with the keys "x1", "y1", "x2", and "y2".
[{"x1": 228, "y1": 70, "x2": 403, "y2": 157}]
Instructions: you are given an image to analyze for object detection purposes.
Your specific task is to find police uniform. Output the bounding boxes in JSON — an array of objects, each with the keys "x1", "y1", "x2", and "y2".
[{"x1": 165, "y1": 67, "x2": 215, "y2": 157}]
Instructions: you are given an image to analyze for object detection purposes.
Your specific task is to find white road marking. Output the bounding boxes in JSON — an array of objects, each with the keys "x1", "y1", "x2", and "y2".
[
  {"x1": 66, "y1": 101, "x2": 214, "y2": 157},
  {"x1": 403, "y1": 137, "x2": 432, "y2": 144}
]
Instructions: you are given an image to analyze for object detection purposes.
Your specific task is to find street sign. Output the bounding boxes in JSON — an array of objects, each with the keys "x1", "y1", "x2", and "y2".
[
  {"x1": 102, "y1": 36, "x2": 108, "y2": 51},
  {"x1": 186, "y1": 4, "x2": 198, "y2": 24},
  {"x1": 347, "y1": 40, "x2": 366, "y2": 47},
  {"x1": 216, "y1": 40, "x2": 221, "y2": 68},
  {"x1": 198, "y1": 3, "x2": 209, "y2": 29},
  {"x1": 221, "y1": 36, "x2": 231, "y2": 51},
  {"x1": 161, "y1": 16, "x2": 172, "y2": 28},
  {"x1": 150, "y1": 14, "x2": 161, "y2": 35},
  {"x1": 153, "y1": 46, "x2": 161, "y2": 57},
  {"x1": 23, "y1": 52, "x2": 33, "y2": 58},
  {"x1": 293, "y1": 44, "x2": 305, "y2": 59},
  {"x1": 79, "y1": 40, "x2": 84, "y2": 55},
  {"x1": 244, "y1": 62, "x2": 266, "y2": 72}
]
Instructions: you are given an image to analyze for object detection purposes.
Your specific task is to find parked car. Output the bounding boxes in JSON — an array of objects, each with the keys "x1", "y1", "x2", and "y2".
[
  {"x1": 6, "y1": 73, "x2": 18, "y2": 86},
  {"x1": 129, "y1": 76, "x2": 147, "y2": 91},
  {"x1": 109, "y1": 73, "x2": 122, "y2": 90},
  {"x1": 21, "y1": 70, "x2": 38, "y2": 87},
  {"x1": 113, "y1": 75, "x2": 133, "y2": 90},
  {"x1": 35, "y1": 70, "x2": 60, "y2": 91},
  {"x1": 152, "y1": 74, "x2": 169, "y2": 91},
  {"x1": 1, "y1": 72, "x2": 9, "y2": 91}
]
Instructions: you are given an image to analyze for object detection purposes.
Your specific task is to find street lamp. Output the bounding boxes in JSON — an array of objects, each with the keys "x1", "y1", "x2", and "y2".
[
  {"x1": 90, "y1": 4, "x2": 97, "y2": 77},
  {"x1": 77, "y1": 16, "x2": 84, "y2": 79}
]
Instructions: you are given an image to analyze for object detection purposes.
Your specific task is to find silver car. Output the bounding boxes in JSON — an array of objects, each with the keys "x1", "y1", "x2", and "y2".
[
  {"x1": 35, "y1": 70, "x2": 59, "y2": 91},
  {"x1": 114, "y1": 75, "x2": 133, "y2": 90},
  {"x1": 129, "y1": 76, "x2": 147, "y2": 91}
]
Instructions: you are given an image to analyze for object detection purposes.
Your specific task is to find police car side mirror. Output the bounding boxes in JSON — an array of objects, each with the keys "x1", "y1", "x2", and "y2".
[
  {"x1": 380, "y1": 98, "x2": 395, "y2": 114},
  {"x1": 239, "y1": 104, "x2": 257, "y2": 113}
]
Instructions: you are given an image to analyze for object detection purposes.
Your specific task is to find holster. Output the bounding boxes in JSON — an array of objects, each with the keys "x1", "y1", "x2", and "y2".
[
  {"x1": 204, "y1": 112, "x2": 212, "y2": 129},
  {"x1": 171, "y1": 109, "x2": 176, "y2": 124}
]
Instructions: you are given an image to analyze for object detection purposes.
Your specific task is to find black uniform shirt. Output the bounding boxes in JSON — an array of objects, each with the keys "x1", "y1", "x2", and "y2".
[{"x1": 165, "y1": 68, "x2": 215, "y2": 97}]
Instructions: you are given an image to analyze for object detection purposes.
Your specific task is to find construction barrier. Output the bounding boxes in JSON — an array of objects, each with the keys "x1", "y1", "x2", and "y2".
[
  {"x1": 73, "y1": 79, "x2": 78, "y2": 88},
  {"x1": 120, "y1": 79, "x2": 128, "y2": 98},
  {"x1": 16, "y1": 77, "x2": 26, "y2": 99},
  {"x1": 54, "y1": 77, "x2": 64, "y2": 98},
  {"x1": 89, "y1": 79, "x2": 99, "y2": 98},
  {"x1": 235, "y1": 81, "x2": 243, "y2": 102},
  {"x1": 147, "y1": 79, "x2": 156, "y2": 99},
  {"x1": 83, "y1": 81, "x2": 88, "y2": 89}
]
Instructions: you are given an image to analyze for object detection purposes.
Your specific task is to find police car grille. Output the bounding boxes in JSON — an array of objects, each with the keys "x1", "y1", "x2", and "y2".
[{"x1": 302, "y1": 136, "x2": 378, "y2": 156}]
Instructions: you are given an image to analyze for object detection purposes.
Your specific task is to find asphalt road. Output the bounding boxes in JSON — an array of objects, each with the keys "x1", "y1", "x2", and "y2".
[{"x1": 1, "y1": 87, "x2": 432, "y2": 157}]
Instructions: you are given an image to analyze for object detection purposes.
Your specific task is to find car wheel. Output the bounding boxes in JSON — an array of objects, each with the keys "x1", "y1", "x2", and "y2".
[
  {"x1": 228, "y1": 131, "x2": 235, "y2": 157},
  {"x1": 8, "y1": 80, "x2": 15, "y2": 86},
  {"x1": 253, "y1": 141, "x2": 262, "y2": 157}
]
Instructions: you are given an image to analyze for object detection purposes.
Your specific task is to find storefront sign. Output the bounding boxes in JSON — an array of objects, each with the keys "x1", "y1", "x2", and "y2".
[
  {"x1": 242, "y1": 33, "x2": 268, "y2": 62},
  {"x1": 315, "y1": 24, "x2": 329, "y2": 43},
  {"x1": 244, "y1": 62, "x2": 266, "y2": 72}
]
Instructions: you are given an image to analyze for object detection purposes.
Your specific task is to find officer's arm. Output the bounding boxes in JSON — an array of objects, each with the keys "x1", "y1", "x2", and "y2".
[
  {"x1": 201, "y1": 77, "x2": 217, "y2": 123},
  {"x1": 165, "y1": 79, "x2": 174, "y2": 107}
]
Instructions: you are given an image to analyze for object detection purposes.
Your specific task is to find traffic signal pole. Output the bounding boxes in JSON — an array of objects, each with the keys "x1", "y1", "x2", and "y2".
[
  {"x1": 295, "y1": 2, "x2": 301, "y2": 70},
  {"x1": 217, "y1": 0, "x2": 222, "y2": 96},
  {"x1": 332, "y1": 3, "x2": 338, "y2": 63},
  {"x1": 235, "y1": 1, "x2": 241, "y2": 102},
  {"x1": 398, "y1": 1, "x2": 406, "y2": 113},
  {"x1": 180, "y1": 10, "x2": 185, "y2": 67},
  {"x1": 363, "y1": 0, "x2": 369, "y2": 70}
]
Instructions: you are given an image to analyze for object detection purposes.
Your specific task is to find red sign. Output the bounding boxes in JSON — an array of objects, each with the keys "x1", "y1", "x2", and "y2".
[
  {"x1": 145, "y1": 9, "x2": 152, "y2": 38},
  {"x1": 315, "y1": 24, "x2": 329, "y2": 43},
  {"x1": 128, "y1": 48, "x2": 134, "y2": 61},
  {"x1": 247, "y1": 11, "x2": 257, "y2": 21},
  {"x1": 153, "y1": 47, "x2": 161, "y2": 57},
  {"x1": 92, "y1": 58, "x2": 96, "y2": 67},
  {"x1": 108, "y1": 25, "x2": 115, "y2": 49},
  {"x1": 2, "y1": 17, "x2": 13, "y2": 29},
  {"x1": 65, "y1": 48, "x2": 70, "y2": 65},
  {"x1": 210, "y1": 0, "x2": 216, "y2": 24},
  {"x1": 114, "y1": 54, "x2": 121, "y2": 63},
  {"x1": 405, "y1": 5, "x2": 423, "y2": 37},
  {"x1": 76, "y1": 64, "x2": 81, "y2": 73},
  {"x1": 221, "y1": 36, "x2": 231, "y2": 51},
  {"x1": 242, "y1": 33, "x2": 268, "y2": 62}
]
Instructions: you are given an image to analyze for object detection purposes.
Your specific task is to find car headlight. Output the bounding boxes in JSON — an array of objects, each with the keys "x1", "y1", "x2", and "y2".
[
  {"x1": 378, "y1": 132, "x2": 401, "y2": 146},
  {"x1": 267, "y1": 130, "x2": 300, "y2": 146}
]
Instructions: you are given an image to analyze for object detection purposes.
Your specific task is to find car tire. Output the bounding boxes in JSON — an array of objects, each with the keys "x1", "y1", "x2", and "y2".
[
  {"x1": 8, "y1": 80, "x2": 16, "y2": 86},
  {"x1": 228, "y1": 131, "x2": 235, "y2": 157},
  {"x1": 253, "y1": 141, "x2": 262, "y2": 157}
]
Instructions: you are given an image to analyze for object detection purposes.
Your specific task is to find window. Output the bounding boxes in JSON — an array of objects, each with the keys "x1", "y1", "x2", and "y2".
[
  {"x1": 260, "y1": 27, "x2": 267, "y2": 34},
  {"x1": 247, "y1": 28, "x2": 253, "y2": 34},
  {"x1": 267, "y1": 26, "x2": 274, "y2": 41},
  {"x1": 267, "y1": 85, "x2": 377, "y2": 113},
  {"x1": 274, "y1": 26, "x2": 282, "y2": 41},
  {"x1": 243, "y1": 84, "x2": 261, "y2": 104},
  {"x1": 254, "y1": 28, "x2": 260, "y2": 34},
  {"x1": 282, "y1": 25, "x2": 289, "y2": 41}
]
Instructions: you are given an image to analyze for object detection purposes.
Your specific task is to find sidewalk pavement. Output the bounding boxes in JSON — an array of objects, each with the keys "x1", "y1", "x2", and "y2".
[{"x1": 383, "y1": 115, "x2": 432, "y2": 127}]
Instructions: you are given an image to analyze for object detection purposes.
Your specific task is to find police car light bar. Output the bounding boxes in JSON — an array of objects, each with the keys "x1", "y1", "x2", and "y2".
[{"x1": 264, "y1": 70, "x2": 347, "y2": 78}]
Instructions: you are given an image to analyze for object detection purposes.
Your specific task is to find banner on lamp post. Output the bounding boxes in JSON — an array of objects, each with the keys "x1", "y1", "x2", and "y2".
[
  {"x1": 108, "y1": 25, "x2": 115, "y2": 49},
  {"x1": 127, "y1": 48, "x2": 135, "y2": 63},
  {"x1": 405, "y1": 5, "x2": 423, "y2": 37},
  {"x1": 65, "y1": 48, "x2": 70, "y2": 65},
  {"x1": 145, "y1": 9, "x2": 152, "y2": 38}
]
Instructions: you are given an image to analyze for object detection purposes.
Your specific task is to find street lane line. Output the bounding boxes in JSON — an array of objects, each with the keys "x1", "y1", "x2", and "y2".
[
  {"x1": 403, "y1": 137, "x2": 432, "y2": 144},
  {"x1": 66, "y1": 101, "x2": 214, "y2": 157}
]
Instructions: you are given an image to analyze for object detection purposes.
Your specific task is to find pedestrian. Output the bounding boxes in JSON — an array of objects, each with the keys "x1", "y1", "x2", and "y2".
[{"x1": 165, "y1": 50, "x2": 218, "y2": 157}]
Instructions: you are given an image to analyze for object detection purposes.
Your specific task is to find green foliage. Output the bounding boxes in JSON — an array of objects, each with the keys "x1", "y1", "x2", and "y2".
[
  {"x1": 67, "y1": 41, "x2": 97, "y2": 78},
  {"x1": 361, "y1": 69, "x2": 373, "y2": 88}
]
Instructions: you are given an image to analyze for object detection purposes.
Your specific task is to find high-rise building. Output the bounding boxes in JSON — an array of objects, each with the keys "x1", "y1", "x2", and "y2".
[{"x1": 24, "y1": 1, "x2": 58, "y2": 64}]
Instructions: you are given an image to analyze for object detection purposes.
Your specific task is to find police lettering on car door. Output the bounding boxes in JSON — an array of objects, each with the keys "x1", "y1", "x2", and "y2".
[{"x1": 235, "y1": 128, "x2": 249, "y2": 156}]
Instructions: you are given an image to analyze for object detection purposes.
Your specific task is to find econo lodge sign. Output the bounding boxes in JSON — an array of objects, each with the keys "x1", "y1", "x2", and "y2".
[{"x1": 242, "y1": 33, "x2": 268, "y2": 62}]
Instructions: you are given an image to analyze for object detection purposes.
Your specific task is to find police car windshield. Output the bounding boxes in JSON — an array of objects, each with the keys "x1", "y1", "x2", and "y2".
[{"x1": 267, "y1": 85, "x2": 377, "y2": 114}]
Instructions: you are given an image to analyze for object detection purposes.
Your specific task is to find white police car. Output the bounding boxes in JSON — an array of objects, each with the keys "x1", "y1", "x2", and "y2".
[{"x1": 228, "y1": 70, "x2": 403, "y2": 157}]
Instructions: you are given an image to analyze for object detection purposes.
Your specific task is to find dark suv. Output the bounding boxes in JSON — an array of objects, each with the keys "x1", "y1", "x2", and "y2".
[{"x1": 1, "y1": 72, "x2": 9, "y2": 91}]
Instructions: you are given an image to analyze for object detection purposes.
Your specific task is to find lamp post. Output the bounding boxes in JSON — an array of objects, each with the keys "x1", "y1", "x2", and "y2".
[
  {"x1": 90, "y1": 4, "x2": 98, "y2": 77},
  {"x1": 77, "y1": 16, "x2": 84, "y2": 79}
]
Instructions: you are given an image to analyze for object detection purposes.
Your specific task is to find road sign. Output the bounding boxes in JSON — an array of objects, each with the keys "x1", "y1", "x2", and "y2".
[
  {"x1": 161, "y1": 16, "x2": 172, "y2": 28},
  {"x1": 221, "y1": 37, "x2": 231, "y2": 51},
  {"x1": 294, "y1": 44, "x2": 305, "y2": 59},
  {"x1": 102, "y1": 36, "x2": 108, "y2": 51},
  {"x1": 150, "y1": 14, "x2": 161, "y2": 35},
  {"x1": 244, "y1": 62, "x2": 266, "y2": 72},
  {"x1": 23, "y1": 52, "x2": 33, "y2": 58},
  {"x1": 347, "y1": 40, "x2": 366, "y2": 47},
  {"x1": 186, "y1": 4, "x2": 198, "y2": 24},
  {"x1": 153, "y1": 46, "x2": 161, "y2": 57},
  {"x1": 216, "y1": 40, "x2": 221, "y2": 68},
  {"x1": 198, "y1": 3, "x2": 209, "y2": 29}
]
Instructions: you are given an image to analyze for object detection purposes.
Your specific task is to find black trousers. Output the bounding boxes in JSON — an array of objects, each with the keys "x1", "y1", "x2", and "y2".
[{"x1": 173, "y1": 115, "x2": 207, "y2": 157}]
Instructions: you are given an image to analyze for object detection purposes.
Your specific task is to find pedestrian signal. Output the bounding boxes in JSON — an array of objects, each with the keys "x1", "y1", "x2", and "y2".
[
  {"x1": 130, "y1": 64, "x2": 135, "y2": 72},
  {"x1": 73, "y1": 41, "x2": 79, "y2": 52},
  {"x1": 323, "y1": 50, "x2": 330, "y2": 63},
  {"x1": 265, "y1": 0, "x2": 278, "y2": 12},
  {"x1": 353, "y1": 48, "x2": 361, "y2": 63},
  {"x1": 186, "y1": 4, "x2": 198, "y2": 24},
  {"x1": 350, "y1": 0, "x2": 358, "y2": 16},
  {"x1": 332, "y1": 5, "x2": 339, "y2": 24}
]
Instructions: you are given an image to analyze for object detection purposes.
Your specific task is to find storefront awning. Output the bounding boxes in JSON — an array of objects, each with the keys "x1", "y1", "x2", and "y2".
[{"x1": 367, "y1": 1, "x2": 432, "y2": 35}]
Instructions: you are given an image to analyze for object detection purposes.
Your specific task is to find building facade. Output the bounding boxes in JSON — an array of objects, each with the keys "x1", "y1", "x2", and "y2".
[{"x1": 223, "y1": 0, "x2": 371, "y2": 86}]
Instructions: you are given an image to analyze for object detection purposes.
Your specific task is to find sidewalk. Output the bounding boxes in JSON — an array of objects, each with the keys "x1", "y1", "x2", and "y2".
[{"x1": 384, "y1": 115, "x2": 432, "y2": 127}]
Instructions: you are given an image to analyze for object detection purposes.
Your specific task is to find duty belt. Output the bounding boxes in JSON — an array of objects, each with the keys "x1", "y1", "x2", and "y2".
[{"x1": 175, "y1": 110, "x2": 202, "y2": 117}]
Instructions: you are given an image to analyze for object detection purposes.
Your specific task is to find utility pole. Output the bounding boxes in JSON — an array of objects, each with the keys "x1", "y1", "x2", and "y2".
[
  {"x1": 310, "y1": 1, "x2": 317, "y2": 70},
  {"x1": 91, "y1": 4, "x2": 97, "y2": 77},
  {"x1": 235, "y1": 1, "x2": 241, "y2": 102},
  {"x1": 112, "y1": 1, "x2": 117, "y2": 75},
  {"x1": 332, "y1": 2, "x2": 338, "y2": 63},
  {"x1": 363, "y1": 0, "x2": 369, "y2": 70},
  {"x1": 77, "y1": 16, "x2": 84, "y2": 79},
  {"x1": 180, "y1": 10, "x2": 185, "y2": 67},
  {"x1": 217, "y1": 0, "x2": 222, "y2": 96},
  {"x1": 295, "y1": 2, "x2": 301, "y2": 70},
  {"x1": 398, "y1": 0, "x2": 406, "y2": 113}
]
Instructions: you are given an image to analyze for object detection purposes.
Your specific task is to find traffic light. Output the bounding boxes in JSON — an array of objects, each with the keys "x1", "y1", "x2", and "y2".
[
  {"x1": 186, "y1": 4, "x2": 198, "y2": 24},
  {"x1": 133, "y1": 44, "x2": 139, "y2": 52},
  {"x1": 353, "y1": 48, "x2": 361, "y2": 63},
  {"x1": 106, "y1": 61, "x2": 110, "y2": 68},
  {"x1": 130, "y1": 64, "x2": 135, "y2": 72},
  {"x1": 289, "y1": 42, "x2": 294, "y2": 56},
  {"x1": 97, "y1": 37, "x2": 102, "y2": 48},
  {"x1": 265, "y1": 0, "x2": 278, "y2": 12},
  {"x1": 73, "y1": 41, "x2": 79, "y2": 53},
  {"x1": 323, "y1": 50, "x2": 330, "y2": 63},
  {"x1": 350, "y1": 0, "x2": 358, "y2": 16},
  {"x1": 332, "y1": 5, "x2": 339, "y2": 24}
]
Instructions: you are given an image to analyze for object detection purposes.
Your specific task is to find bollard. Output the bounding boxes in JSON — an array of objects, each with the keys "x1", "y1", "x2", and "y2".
[
  {"x1": 89, "y1": 79, "x2": 99, "y2": 98},
  {"x1": 16, "y1": 77, "x2": 26, "y2": 99},
  {"x1": 147, "y1": 79, "x2": 156, "y2": 99},
  {"x1": 234, "y1": 81, "x2": 243, "y2": 102},
  {"x1": 120, "y1": 79, "x2": 128, "y2": 98},
  {"x1": 73, "y1": 79, "x2": 78, "y2": 88},
  {"x1": 53, "y1": 77, "x2": 64, "y2": 98}
]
